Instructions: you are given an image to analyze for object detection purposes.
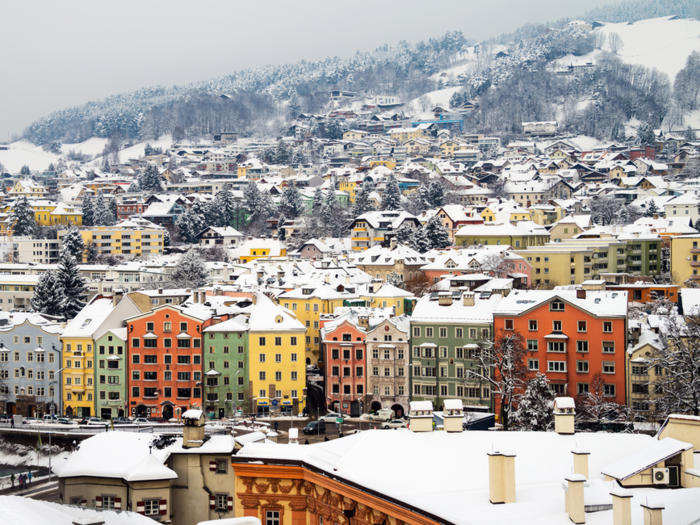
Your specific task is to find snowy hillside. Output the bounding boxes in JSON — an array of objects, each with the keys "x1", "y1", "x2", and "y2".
[{"x1": 0, "y1": 142, "x2": 62, "y2": 172}]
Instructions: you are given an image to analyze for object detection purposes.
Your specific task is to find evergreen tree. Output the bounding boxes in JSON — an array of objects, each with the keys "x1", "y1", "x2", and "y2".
[
  {"x1": 686, "y1": 126, "x2": 697, "y2": 142},
  {"x1": 138, "y1": 164, "x2": 163, "y2": 193},
  {"x1": 695, "y1": 218, "x2": 700, "y2": 232},
  {"x1": 280, "y1": 181, "x2": 305, "y2": 219},
  {"x1": 395, "y1": 222, "x2": 414, "y2": 244},
  {"x1": 613, "y1": 205, "x2": 631, "y2": 226},
  {"x1": 31, "y1": 270, "x2": 63, "y2": 317},
  {"x1": 428, "y1": 180, "x2": 446, "y2": 208},
  {"x1": 56, "y1": 252, "x2": 88, "y2": 319},
  {"x1": 61, "y1": 226, "x2": 86, "y2": 261},
  {"x1": 352, "y1": 184, "x2": 373, "y2": 216},
  {"x1": 409, "y1": 226, "x2": 431, "y2": 254},
  {"x1": 637, "y1": 122, "x2": 656, "y2": 147},
  {"x1": 10, "y1": 196, "x2": 36, "y2": 237},
  {"x1": 243, "y1": 181, "x2": 263, "y2": 222},
  {"x1": 274, "y1": 142, "x2": 291, "y2": 165},
  {"x1": 176, "y1": 206, "x2": 206, "y2": 244},
  {"x1": 109, "y1": 198, "x2": 118, "y2": 224},
  {"x1": 171, "y1": 248, "x2": 209, "y2": 288},
  {"x1": 212, "y1": 185, "x2": 238, "y2": 227},
  {"x1": 20, "y1": 165, "x2": 31, "y2": 176},
  {"x1": 646, "y1": 200, "x2": 658, "y2": 218},
  {"x1": 320, "y1": 190, "x2": 337, "y2": 233},
  {"x1": 424, "y1": 215, "x2": 452, "y2": 249},
  {"x1": 382, "y1": 175, "x2": 402, "y2": 211},
  {"x1": 385, "y1": 271, "x2": 404, "y2": 288},
  {"x1": 93, "y1": 192, "x2": 108, "y2": 226},
  {"x1": 512, "y1": 373, "x2": 555, "y2": 431},
  {"x1": 82, "y1": 194, "x2": 94, "y2": 227},
  {"x1": 312, "y1": 187, "x2": 325, "y2": 215}
]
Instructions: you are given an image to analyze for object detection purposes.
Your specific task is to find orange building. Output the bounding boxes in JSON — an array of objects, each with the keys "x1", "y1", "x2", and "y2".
[
  {"x1": 493, "y1": 289, "x2": 628, "y2": 408},
  {"x1": 605, "y1": 284, "x2": 678, "y2": 305},
  {"x1": 321, "y1": 318, "x2": 367, "y2": 416},
  {"x1": 125, "y1": 305, "x2": 218, "y2": 419}
]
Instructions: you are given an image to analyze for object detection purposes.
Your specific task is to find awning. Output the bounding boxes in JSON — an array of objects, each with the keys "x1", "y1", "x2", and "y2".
[
  {"x1": 35, "y1": 346, "x2": 46, "y2": 352},
  {"x1": 419, "y1": 342, "x2": 437, "y2": 348},
  {"x1": 107, "y1": 355, "x2": 122, "y2": 361},
  {"x1": 544, "y1": 333, "x2": 569, "y2": 339},
  {"x1": 143, "y1": 333, "x2": 158, "y2": 339},
  {"x1": 463, "y1": 344, "x2": 480, "y2": 349},
  {"x1": 176, "y1": 333, "x2": 192, "y2": 339}
]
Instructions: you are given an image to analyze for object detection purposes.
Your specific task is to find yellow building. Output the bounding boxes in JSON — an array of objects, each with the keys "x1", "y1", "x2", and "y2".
[
  {"x1": 248, "y1": 293, "x2": 307, "y2": 414},
  {"x1": 58, "y1": 226, "x2": 164, "y2": 261},
  {"x1": 480, "y1": 206, "x2": 531, "y2": 224},
  {"x1": 528, "y1": 205, "x2": 566, "y2": 226},
  {"x1": 515, "y1": 247, "x2": 593, "y2": 287},
  {"x1": 9, "y1": 180, "x2": 47, "y2": 198},
  {"x1": 627, "y1": 332, "x2": 663, "y2": 417},
  {"x1": 342, "y1": 130, "x2": 370, "y2": 141},
  {"x1": 278, "y1": 284, "x2": 356, "y2": 366},
  {"x1": 359, "y1": 283, "x2": 414, "y2": 316},
  {"x1": 237, "y1": 238, "x2": 287, "y2": 264},
  {"x1": 387, "y1": 127, "x2": 421, "y2": 142},
  {"x1": 368, "y1": 158, "x2": 396, "y2": 170},
  {"x1": 671, "y1": 234, "x2": 700, "y2": 284},
  {"x1": 1, "y1": 200, "x2": 83, "y2": 228},
  {"x1": 338, "y1": 177, "x2": 363, "y2": 204}
]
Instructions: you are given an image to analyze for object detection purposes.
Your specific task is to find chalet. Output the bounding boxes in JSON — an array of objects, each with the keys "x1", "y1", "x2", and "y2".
[{"x1": 198, "y1": 226, "x2": 243, "y2": 248}]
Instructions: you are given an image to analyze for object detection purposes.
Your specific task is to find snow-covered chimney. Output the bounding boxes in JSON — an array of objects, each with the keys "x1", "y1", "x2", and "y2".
[
  {"x1": 442, "y1": 399, "x2": 463, "y2": 433},
  {"x1": 438, "y1": 292, "x2": 452, "y2": 306},
  {"x1": 610, "y1": 487, "x2": 633, "y2": 525},
  {"x1": 572, "y1": 447, "x2": 590, "y2": 479},
  {"x1": 72, "y1": 517, "x2": 106, "y2": 525},
  {"x1": 641, "y1": 501, "x2": 664, "y2": 525},
  {"x1": 553, "y1": 397, "x2": 575, "y2": 435},
  {"x1": 463, "y1": 291, "x2": 475, "y2": 306},
  {"x1": 488, "y1": 451, "x2": 516, "y2": 504},
  {"x1": 409, "y1": 400, "x2": 433, "y2": 432},
  {"x1": 182, "y1": 409, "x2": 205, "y2": 449},
  {"x1": 564, "y1": 474, "x2": 585, "y2": 524}
]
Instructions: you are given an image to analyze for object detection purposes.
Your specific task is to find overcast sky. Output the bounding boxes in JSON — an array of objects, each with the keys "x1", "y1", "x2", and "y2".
[{"x1": 0, "y1": 0, "x2": 621, "y2": 142}]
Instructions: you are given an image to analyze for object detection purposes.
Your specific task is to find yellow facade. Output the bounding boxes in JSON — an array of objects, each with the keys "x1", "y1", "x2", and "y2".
[
  {"x1": 387, "y1": 128, "x2": 421, "y2": 142},
  {"x1": 515, "y1": 248, "x2": 592, "y2": 287},
  {"x1": 9, "y1": 181, "x2": 47, "y2": 198},
  {"x1": 1, "y1": 202, "x2": 83, "y2": 227},
  {"x1": 369, "y1": 158, "x2": 396, "y2": 170},
  {"x1": 61, "y1": 337, "x2": 96, "y2": 417},
  {"x1": 480, "y1": 207, "x2": 532, "y2": 223},
  {"x1": 339, "y1": 180, "x2": 358, "y2": 203},
  {"x1": 58, "y1": 227, "x2": 164, "y2": 261},
  {"x1": 342, "y1": 130, "x2": 369, "y2": 141},
  {"x1": 248, "y1": 329, "x2": 307, "y2": 412},
  {"x1": 671, "y1": 235, "x2": 700, "y2": 284}
]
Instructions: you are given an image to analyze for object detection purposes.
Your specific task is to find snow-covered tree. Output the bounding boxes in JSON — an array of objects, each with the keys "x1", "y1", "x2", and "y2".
[
  {"x1": 589, "y1": 194, "x2": 618, "y2": 225},
  {"x1": 428, "y1": 180, "x2": 446, "y2": 208},
  {"x1": 395, "y1": 222, "x2": 414, "y2": 244},
  {"x1": 171, "y1": 248, "x2": 209, "y2": 288},
  {"x1": 578, "y1": 373, "x2": 631, "y2": 424},
  {"x1": 382, "y1": 175, "x2": 402, "y2": 211},
  {"x1": 352, "y1": 183, "x2": 373, "y2": 216},
  {"x1": 613, "y1": 205, "x2": 631, "y2": 226},
  {"x1": 409, "y1": 226, "x2": 431, "y2": 254},
  {"x1": 637, "y1": 122, "x2": 656, "y2": 147},
  {"x1": 646, "y1": 200, "x2": 658, "y2": 218},
  {"x1": 93, "y1": 192, "x2": 116, "y2": 226},
  {"x1": 56, "y1": 252, "x2": 88, "y2": 319},
  {"x1": 385, "y1": 271, "x2": 403, "y2": 288},
  {"x1": 243, "y1": 181, "x2": 262, "y2": 221},
  {"x1": 20, "y1": 165, "x2": 31, "y2": 176},
  {"x1": 480, "y1": 253, "x2": 516, "y2": 278},
  {"x1": 312, "y1": 187, "x2": 325, "y2": 215},
  {"x1": 176, "y1": 206, "x2": 206, "y2": 244},
  {"x1": 280, "y1": 181, "x2": 305, "y2": 219},
  {"x1": 31, "y1": 270, "x2": 63, "y2": 317},
  {"x1": 82, "y1": 194, "x2": 94, "y2": 226},
  {"x1": 512, "y1": 373, "x2": 555, "y2": 431},
  {"x1": 424, "y1": 215, "x2": 451, "y2": 249},
  {"x1": 60, "y1": 226, "x2": 86, "y2": 261},
  {"x1": 474, "y1": 329, "x2": 530, "y2": 431},
  {"x1": 211, "y1": 185, "x2": 239, "y2": 227},
  {"x1": 10, "y1": 196, "x2": 36, "y2": 237},
  {"x1": 685, "y1": 126, "x2": 697, "y2": 142},
  {"x1": 138, "y1": 164, "x2": 163, "y2": 194}
]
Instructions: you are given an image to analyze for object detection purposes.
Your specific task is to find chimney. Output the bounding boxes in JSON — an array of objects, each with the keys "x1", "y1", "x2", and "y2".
[
  {"x1": 641, "y1": 501, "x2": 664, "y2": 525},
  {"x1": 463, "y1": 291, "x2": 475, "y2": 306},
  {"x1": 332, "y1": 255, "x2": 339, "y2": 266},
  {"x1": 576, "y1": 289, "x2": 586, "y2": 299},
  {"x1": 438, "y1": 292, "x2": 452, "y2": 306},
  {"x1": 252, "y1": 293, "x2": 257, "y2": 305},
  {"x1": 182, "y1": 409, "x2": 205, "y2": 448},
  {"x1": 113, "y1": 289, "x2": 124, "y2": 307},
  {"x1": 345, "y1": 275, "x2": 351, "y2": 284},
  {"x1": 324, "y1": 274, "x2": 330, "y2": 284},
  {"x1": 564, "y1": 474, "x2": 585, "y2": 524},
  {"x1": 372, "y1": 280, "x2": 382, "y2": 293},
  {"x1": 610, "y1": 487, "x2": 633, "y2": 525},
  {"x1": 409, "y1": 400, "x2": 433, "y2": 432},
  {"x1": 442, "y1": 399, "x2": 463, "y2": 433},
  {"x1": 553, "y1": 397, "x2": 576, "y2": 435},
  {"x1": 200, "y1": 291, "x2": 207, "y2": 303},
  {"x1": 488, "y1": 451, "x2": 516, "y2": 504},
  {"x1": 390, "y1": 237, "x2": 397, "y2": 250},
  {"x1": 357, "y1": 316, "x2": 369, "y2": 329},
  {"x1": 192, "y1": 291, "x2": 199, "y2": 303},
  {"x1": 572, "y1": 447, "x2": 590, "y2": 479}
]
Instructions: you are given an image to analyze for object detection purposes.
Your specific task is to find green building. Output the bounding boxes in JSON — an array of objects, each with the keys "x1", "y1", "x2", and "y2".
[
  {"x1": 409, "y1": 291, "x2": 498, "y2": 411},
  {"x1": 95, "y1": 328, "x2": 127, "y2": 420},
  {"x1": 202, "y1": 316, "x2": 250, "y2": 419}
]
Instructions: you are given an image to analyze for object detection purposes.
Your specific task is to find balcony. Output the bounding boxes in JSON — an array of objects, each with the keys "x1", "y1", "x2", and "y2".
[
  {"x1": 691, "y1": 248, "x2": 700, "y2": 254},
  {"x1": 691, "y1": 261, "x2": 700, "y2": 267}
]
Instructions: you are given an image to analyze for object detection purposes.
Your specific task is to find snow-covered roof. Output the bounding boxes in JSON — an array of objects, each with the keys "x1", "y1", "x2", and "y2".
[
  {"x1": 61, "y1": 298, "x2": 114, "y2": 338},
  {"x1": 601, "y1": 438, "x2": 692, "y2": 481},
  {"x1": 249, "y1": 292, "x2": 305, "y2": 332},
  {"x1": 493, "y1": 289, "x2": 627, "y2": 318}
]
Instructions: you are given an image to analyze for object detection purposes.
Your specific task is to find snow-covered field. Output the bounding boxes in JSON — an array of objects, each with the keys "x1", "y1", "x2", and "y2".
[{"x1": 0, "y1": 141, "x2": 62, "y2": 172}]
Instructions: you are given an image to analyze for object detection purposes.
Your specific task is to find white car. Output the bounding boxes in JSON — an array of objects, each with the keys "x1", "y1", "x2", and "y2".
[{"x1": 321, "y1": 412, "x2": 344, "y2": 423}]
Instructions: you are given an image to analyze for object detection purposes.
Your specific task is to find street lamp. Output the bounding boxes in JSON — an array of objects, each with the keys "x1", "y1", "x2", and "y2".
[{"x1": 50, "y1": 368, "x2": 67, "y2": 418}]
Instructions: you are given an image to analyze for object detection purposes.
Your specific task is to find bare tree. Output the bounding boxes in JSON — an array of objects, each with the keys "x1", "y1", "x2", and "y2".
[
  {"x1": 480, "y1": 253, "x2": 516, "y2": 278},
  {"x1": 594, "y1": 32, "x2": 607, "y2": 50},
  {"x1": 608, "y1": 32, "x2": 624, "y2": 55},
  {"x1": 404, "y1": 272, "x2": 434, "y2": 298},
  {"x1": 475, "y1": 329, "x2": 530, "y2": 430},
  {"x1": 577, "y1": 373, "x2": 631, "y2": 425},
  {"x1": 649, "y1": 314, "x2": 700, "y2": 416}
]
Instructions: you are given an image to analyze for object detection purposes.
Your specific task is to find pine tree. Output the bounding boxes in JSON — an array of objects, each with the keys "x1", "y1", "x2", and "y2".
[
  {"x1": 352, "y1": 184, "x2": 373, "y2": 216},
  {"x1": 428, "y1": 180, "x2": 446, "y2": 208},
  {"x1": 108, "y1": 198, "x2": 118, "y2": 224},
  {"x1": 56, "y1": 252, "x2": 88, "y2": 319},
  {"x1": 171, "y1": 248, "x2": 209, "y2": 288},
  {"x1": 31, "y1": 270, "x2": 63, "y2": 317},
  {"x1": 385, "y1": 271, "x2": 404, "y2": 288},
  {"x1": 243, "y1": 181, "x2": 263, "y2": 222},
  {"x1": 280, "y1": 181, "x2": 305, "y2": 219},
  {"x1": 320, "y1": 190, "x2": 337, "y2": 234},
  {"x1": 409, "y1": 226, "x2": 430, "y2": 254},
  {"x1": 312, "y1": 187, "x2": 324, "y2": 215},
  {"x1": 82, "y1": 194, "x2": 94, "y2": 226},
  {"x1": 512, "y1": 373, "x2": 555, "y2": 431},
  {"x1": 93, "y1": 192, "x2": 108, "y2": 226},
  {"x1": 212, "y1": 185, "x2": 238, "y2": 227},
  {"x1": 424, "y1": 215, "x2": 452, "y2": 249},
  {"x1": 614, "y1": 205, "x2": 631, "y2": 226},
  {"x1": 637, "y1": 122, "x2": 656, "y2": 147},
  {"x1": 176, "y1": 206, "x2": 206, "y2": 244},
  {"x1": 10, "y1": 196, "x2": 36, "y2": 237},
  {"x1": 20, "y1": 165, "x2": 31, "y2": 176},
  {"x1": 138, "y1": 164, "x2": 163, "y2": 193},
  {"x1": 686, "y1": 126, "x2": 697, "y2": 142},
  {"x1": 395, "y1": 222, "x2": 414, "y2": 244},
  {"x1": 382, "y1": 175, "x2": 402, "y2": 211},
  {"x1": 61, "y1": 226, "x2": 86, "y2": 261},
  {"x1": 646, "y1": 200, "x2": 658, "y2": 218}
]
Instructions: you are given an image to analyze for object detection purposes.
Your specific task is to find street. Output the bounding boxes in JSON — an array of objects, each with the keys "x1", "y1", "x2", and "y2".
[{"x1": 265, "y1": 418, "x2": 393, "y2": 444}]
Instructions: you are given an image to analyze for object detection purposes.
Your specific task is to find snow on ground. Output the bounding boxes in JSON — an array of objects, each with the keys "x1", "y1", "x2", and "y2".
[
  {"x1": 90, "y1": 134, "x2": 173, "y2": 166},
  {"x1": 406, "y1": 86, "x2": 463, "y2": 114},
  {"x1": 595, "y1": 16, "x2": 700, "y2": 81},
  {"x1": 60, "y1": 137, "x2": 108, "y2": 157},
  {"x1": 0, "y1": 141, "x2": 61, "y2": 172}
]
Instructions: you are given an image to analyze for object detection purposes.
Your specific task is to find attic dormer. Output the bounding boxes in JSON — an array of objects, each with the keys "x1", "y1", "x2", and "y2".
[{"x1": 275, "y1": 315, "x2": 283, "y2": 324}]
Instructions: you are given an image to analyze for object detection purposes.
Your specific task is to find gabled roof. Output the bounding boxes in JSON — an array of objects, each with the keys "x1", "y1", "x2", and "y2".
[{"x1": 601, "y1": 438, "x2": 692, "y2": 481}]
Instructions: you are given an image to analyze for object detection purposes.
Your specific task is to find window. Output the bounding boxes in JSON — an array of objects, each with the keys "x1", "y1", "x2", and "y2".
[
  {"x1": 275, "y1": 371, "x2": 282, "y2": 381},
  {"x1": 144, "y1": 500, "x2": 160, "y2": 516},
  {"x1": 602, "y1": 361, "x2": 615, "y2": 374},
  {"x1": 144, "y1": 355, "x2": 157, "y2": 364},
  {"x1": 529, "y1": 320, "x2": 538, "y2": 331},
  {"x1": 215, "y1": 493, "x2": 229, "y2": 510},
  {"x1": 131, "y1": 338, "x2": 140, "y2": 348},
  {"x1": 548, "y1": 361, "x2": 566, "y2": 372},
  {"x1": 602, "y1": 342, "x2": 615, "y2": 354},
  {"x1": 527, "y1": 359, "x2": 539, "y2": 371},
  {"x1": 456, "y1": 328, "x2": 463, "y2": 338},
  {"x1": 177, "y1": 339, "x2": 191, "y2": 348},
  {"x1": 164, "y1": 322, "x2": 172, "y2": 332},
  {"x1": 413, "y1": 327, "x2": 421, "y2": 337},
  {"x1": 604, "y1": 384, "x2": 616, "y2": 397},
  {"x1": 132, "y1": 387, "x2": 140, "y2": 397},
  {"x1": 548, "y1": 342, "x2": 565, "y2": 352},
  {"x1": 266, "y1": 510, "x2": 280, "y2": 525},
  {"x1": 439, "y1": 327, "x2": 447, "y2": 338},
  {"x1": 259, "y1": 354, "x2": 266, "y2": 363},
  {"x1": 259, "y1": 371, "x2": 266, "y2": 381},
  {"x1": 290, "y1": 337, "x2": 297, "y2": 346},
  {"x1": 180, "y1": 322, "x2": 188, "y2": 332},
  {"x1": 132, "y1": 355, "x2": 140, "y2": 364},
  {"x1": 577, "y1": 361, "x2": 589, "y2": 373},
  {"x1": 147, "y1": 322, "x2": 154, "y2": 332},
  {"x1": 527, "y1": 339, "x2": 538, "y2": 351},
  {"x1": 550, "y1": 301, "x2": 565, "y2": 311},
  {"x1": 259, "y1": 337, "x2": 266, "y2": 346},
  {"x1": 553, "y1": 320, "x2": 562, "y2": 332},
  {"x1": 275, "y1": 337, "x2": 282, "y2": 346},
  {"x1": 603, "y1": 322, "x2": 612, "y2": 333},
  {"x1": 469, "y1": 328, "x2": 477, "y2": 339},
  {"x1": 504, "y1": 319, "x2": 514, "y2": 330},
  {"x1": 275, "y1": 354, "x2": 282, "y2": 363},
  {"x1": 577, "y1": 341, "x2": 589, "y2": 353},
  {"x1": 163, "y1": 338, "x2": 171, "y2": 348},
  {"x1": 426, "y1": 327, "x2": 433, "y2": 338},
  {"x1": 577, "y1": 321, "x2": 587, "y2": 332},
  {"x1": 577, "y1": 383, "x2": 590, "y2": 395},
  {"x1": 291, "y1": 371, "x2": 298, "y2": 380}
]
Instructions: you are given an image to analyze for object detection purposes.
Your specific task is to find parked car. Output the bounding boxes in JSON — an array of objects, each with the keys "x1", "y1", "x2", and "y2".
[
  {"x1": 0, "y1": 414, "x2": 11, "y2": 423},
  {"x1": 381, "y1": 419, "x2": 408, "y2": 429},
  {"x1": 57, "y1": 417, "x2": 74, "y2": 425},
  {"x1": 368, "y1": 408, "x2": 395, "y2": 422},
  {"x1": 22, "y1": 417, "x2": 40, "y2": 425},
  {"x1": 321, "y1": 412, "x2": 344, "y2": 423},
  {"x1": 302, "y1": 420, "x2": 326, "y2": 435},
  {"x1": 86, "y1": 417, "x2": 109, "y2": 426},
  {"x1": 112, "y1": 417, "x2": 132, "y2": 425},
  {"x1": 42, "y1": 415, "x2": 58, "y2": 422},
  {"x1": 133, "y1": 417, "x2": 151, "y2": 425},
  {"x1": 343, "y1": 429, "x2": 363, "y2": 436},
  {"x1": 148, "y1": 417, "x2": 167, "y2": 424}
]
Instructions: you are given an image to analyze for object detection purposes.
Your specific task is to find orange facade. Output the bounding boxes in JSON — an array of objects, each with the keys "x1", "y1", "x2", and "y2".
[
  {"x1": 494, "y1": 300, "x2": 627, "y2": 406},
  {"x1": 322, "y1": 320, "x2": 367, "y2": 415},
  {"x1": 126, "y1": 306, "x2": 218, "y2": 419},
  {"x1": 606, "y1": 285, "x2": 678, "y2": 304}
]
